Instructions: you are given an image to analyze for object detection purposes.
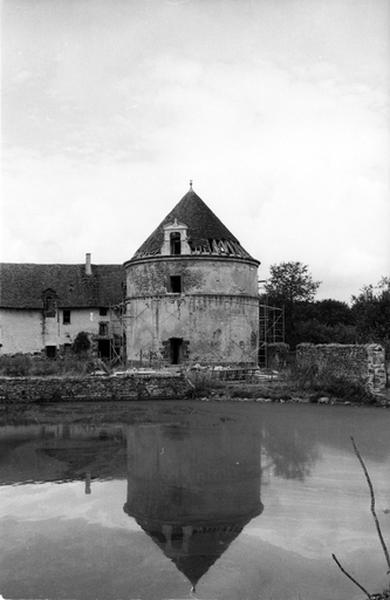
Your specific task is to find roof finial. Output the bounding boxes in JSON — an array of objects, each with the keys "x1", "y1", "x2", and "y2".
[{"x1": 189, "y1": 179, "x2": 193, "y2": 189}]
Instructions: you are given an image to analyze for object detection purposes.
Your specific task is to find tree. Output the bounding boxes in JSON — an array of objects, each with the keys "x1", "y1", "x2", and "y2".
[
  {"x1": 351, "y1": 277, "x2": 390, "y2": 353},
  {"x1": 264, "y1": 262, "x2": 321, "y2": 304},
  {"x1": 262, "y1": 262, "x2": 321, "y2": 348},
  {"x1": 291, "y1": 299, "x2": 356, "y2": 345},
  {"x1": 294, "y1": 319, "x2": 356, "y2": 345}
]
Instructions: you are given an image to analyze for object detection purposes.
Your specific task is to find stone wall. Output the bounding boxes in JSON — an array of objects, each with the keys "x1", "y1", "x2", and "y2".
[
  {"x1": 296, "y1": 343, "x2": 386, "y2": 393},
  {"x1": 0, "y1": 373, "x2": 191, "y2": 404}
]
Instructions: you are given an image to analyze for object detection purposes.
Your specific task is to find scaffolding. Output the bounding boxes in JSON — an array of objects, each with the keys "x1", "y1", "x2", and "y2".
[
  {"x1": 258, "y1": 303, "x2": 285, "y2": 368},
  {"x1": 97, "y1": 302, "x2": 127, "y2": 366}
]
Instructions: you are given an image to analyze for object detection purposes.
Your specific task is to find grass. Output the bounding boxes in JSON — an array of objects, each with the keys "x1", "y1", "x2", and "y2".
[
  {"x1": 293, "y1": 365, "x2": 378, "y2": 404},
  {"x1": 0, "y1": 353, "x2": 97, "y2": 377},
  {"x1": 186, "y1": 367, "x2": 381, "y2": 404}
]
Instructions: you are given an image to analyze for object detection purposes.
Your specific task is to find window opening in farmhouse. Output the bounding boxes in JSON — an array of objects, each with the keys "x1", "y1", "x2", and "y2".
[
  {"x1": 99, "y1": 322, "x2": 108, "y2": 336},
  {"x1": 63, "y1": 309, "x2": 71, "y2": 324},
  {"x1": 169, "y1": 337, "x2": 183, "y2": 364},
  {"x1": 169, "y1": 275, "x2": 182, "y2": 293},
  {"x1": 170, "y1": 232, "x2": 181, "y2": 255},
  {"x1": 45, "y1": 345, "x2": 57, "y2": 358}
]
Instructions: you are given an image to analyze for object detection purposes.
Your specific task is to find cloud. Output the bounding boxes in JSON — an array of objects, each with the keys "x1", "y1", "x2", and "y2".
[{"x1": 1, "y1": 0, "x2": 389, "y2": 300}]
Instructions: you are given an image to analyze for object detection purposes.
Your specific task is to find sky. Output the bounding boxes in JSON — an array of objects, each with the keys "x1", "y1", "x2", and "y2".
[{"x1": 1, "y1": 0, "x2": 389, "y2": 302}]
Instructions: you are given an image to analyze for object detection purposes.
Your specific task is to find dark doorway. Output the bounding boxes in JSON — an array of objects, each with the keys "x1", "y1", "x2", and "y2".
[
  {"x1": 170, "y1": 232, "x2": 181, "y2": 255},
  {"x1": 98, "y1": 339, "x2": 110, "y2": 359},
  {"x1": 169, "y1": 337, "x2": 183, "y2": 364}
]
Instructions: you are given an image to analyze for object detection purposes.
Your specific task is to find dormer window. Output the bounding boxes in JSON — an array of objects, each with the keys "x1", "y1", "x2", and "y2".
[
  {"x1": 170, "y1": 232, "x2": 181, "y2": 255},
  {"x1": 161, "y1": 219, "x2": 191, "y2": 256},
  {"x1": 42, "y1": 290, "x2": 57, "y2": 318}
]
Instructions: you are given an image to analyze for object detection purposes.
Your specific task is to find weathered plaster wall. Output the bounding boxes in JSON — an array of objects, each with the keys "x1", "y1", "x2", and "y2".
[
  {"x1": 126, "y1": 258, "x2": 259, "y2": 297},
  {"x1": 126, "y1": 295, "x2": 259, "y2": 366},
  {"x1": 0, "y1": 309, "x2": 43, "y2": 354},
  {"x1": 0, "y1": 308, "x2": 118, "y2": 354},
  {"x1": 0, "y1": 374, "x2": 190, "y2": 403},
  {"x1": 296, "y1": 343, "x2": 386, "y2": 393},
  {"x1": 55, "y1": 308, "x2": 113, "y2": 345},
  {"x1": 125, "y1": 256, "x2": 259, "y2": 366}
]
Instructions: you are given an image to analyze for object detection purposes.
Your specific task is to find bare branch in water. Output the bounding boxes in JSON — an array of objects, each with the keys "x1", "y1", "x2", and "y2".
[
  {"x1": 331, "y1": 553, "x2": 372, "y2": 599},
  {"x1": 351, "y1": 436, "x2": 390, "y2": 572}
]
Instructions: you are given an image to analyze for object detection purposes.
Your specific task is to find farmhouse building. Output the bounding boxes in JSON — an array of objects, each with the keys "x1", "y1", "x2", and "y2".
[
  {"x1": 124, "y1": 185, "x2": 260, "y2": 366},
  {"x1": 0, "y1": 256, "x2": 124, "y2": 357}
]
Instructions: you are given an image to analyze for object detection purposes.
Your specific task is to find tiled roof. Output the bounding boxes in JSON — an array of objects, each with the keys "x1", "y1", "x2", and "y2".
[
  {"x1": 132, "y1": 188, "x2": 258, "y2": 262},
  {"x1": 135, "y1": 517, "x2": 249, "y2": 590},
  {"x1": 0, "y1": 263, "x2": 125, "y2": 309}
]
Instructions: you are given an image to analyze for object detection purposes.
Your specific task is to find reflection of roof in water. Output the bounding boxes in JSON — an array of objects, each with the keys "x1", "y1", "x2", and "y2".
[{"x1": 133, "y1": 516, "x2": 261, "y2": 589}]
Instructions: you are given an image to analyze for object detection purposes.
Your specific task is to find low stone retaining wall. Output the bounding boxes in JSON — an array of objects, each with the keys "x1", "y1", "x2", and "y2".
[
  {"x1": 0, "y1": 373, "x2": 191, "y2": 403},
  {"x1": 296, "y1": 343, "x2": 386, "y2": 393}
]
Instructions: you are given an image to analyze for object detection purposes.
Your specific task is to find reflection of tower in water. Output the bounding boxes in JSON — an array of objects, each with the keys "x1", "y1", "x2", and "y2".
[{"x1": 123, "y1": 411, "x2": 263, "y2": 592}]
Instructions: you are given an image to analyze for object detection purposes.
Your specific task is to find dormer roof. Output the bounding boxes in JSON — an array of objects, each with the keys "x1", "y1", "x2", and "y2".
[{"x1": 131, "y1": 188, "x2": 258, "y2": 263}]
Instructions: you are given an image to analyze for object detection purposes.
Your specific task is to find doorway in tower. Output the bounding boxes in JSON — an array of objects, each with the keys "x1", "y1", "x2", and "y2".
[{"x1": 169, "y1": 337, "x2": 183, "y2": 364}]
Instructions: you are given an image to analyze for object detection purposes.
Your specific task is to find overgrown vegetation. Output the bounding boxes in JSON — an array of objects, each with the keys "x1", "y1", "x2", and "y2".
[
  {"x1": 185, "y1": 370, "x2": 225, "y2": 397},
  {"x1": 293, "y1": 365, "x2": 377, "y2": 404},
  {"x1": 0, "y1": 353, "x2": 103, "y2": 377},
  {"x1": 184, "y1": 365, "x2": 379, "y2": 404},
  {"x1": 261, "y1": 263, "x2": 390, "y2": 353}
]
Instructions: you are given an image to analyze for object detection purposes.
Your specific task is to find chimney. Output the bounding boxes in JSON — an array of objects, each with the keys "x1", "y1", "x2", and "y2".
[{"x1": 85, "y1": 253, "x2": 92, "y2": 275}]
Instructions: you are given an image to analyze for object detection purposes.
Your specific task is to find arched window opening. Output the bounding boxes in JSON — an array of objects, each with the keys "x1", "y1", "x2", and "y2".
[{"x1": 170, "y1": 232, "x2": 181, "y2": 255}]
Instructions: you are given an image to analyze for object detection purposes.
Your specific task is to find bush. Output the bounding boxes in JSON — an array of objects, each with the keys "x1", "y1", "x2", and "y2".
[
  {"x1": 289, "y1": 361, "x2": 377, "y2": 403},
  {"x1": 72, "y1": 331, "x2": 91, "y2": 355},
  {"x1": 315, "y1": 375, "x2": 376, "y2": 403},
  {"x1": 185, "y1": 369, "x2": 225, "y2": 397}
]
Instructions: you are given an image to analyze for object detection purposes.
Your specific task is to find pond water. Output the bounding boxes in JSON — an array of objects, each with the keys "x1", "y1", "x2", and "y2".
[{"x1": 0, "y1": 401, "x2": 389, "y2": 600}]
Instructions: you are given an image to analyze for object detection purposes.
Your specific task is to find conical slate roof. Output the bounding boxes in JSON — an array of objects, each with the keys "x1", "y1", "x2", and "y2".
[{"x1": 131, "y1": 188, "x2": 258, "y2": 262}]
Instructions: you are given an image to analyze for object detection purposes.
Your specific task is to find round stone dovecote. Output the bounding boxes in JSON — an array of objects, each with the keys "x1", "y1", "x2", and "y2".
[{"x1": 124, "y1": 187, "x2": 260, "y2": 367}]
